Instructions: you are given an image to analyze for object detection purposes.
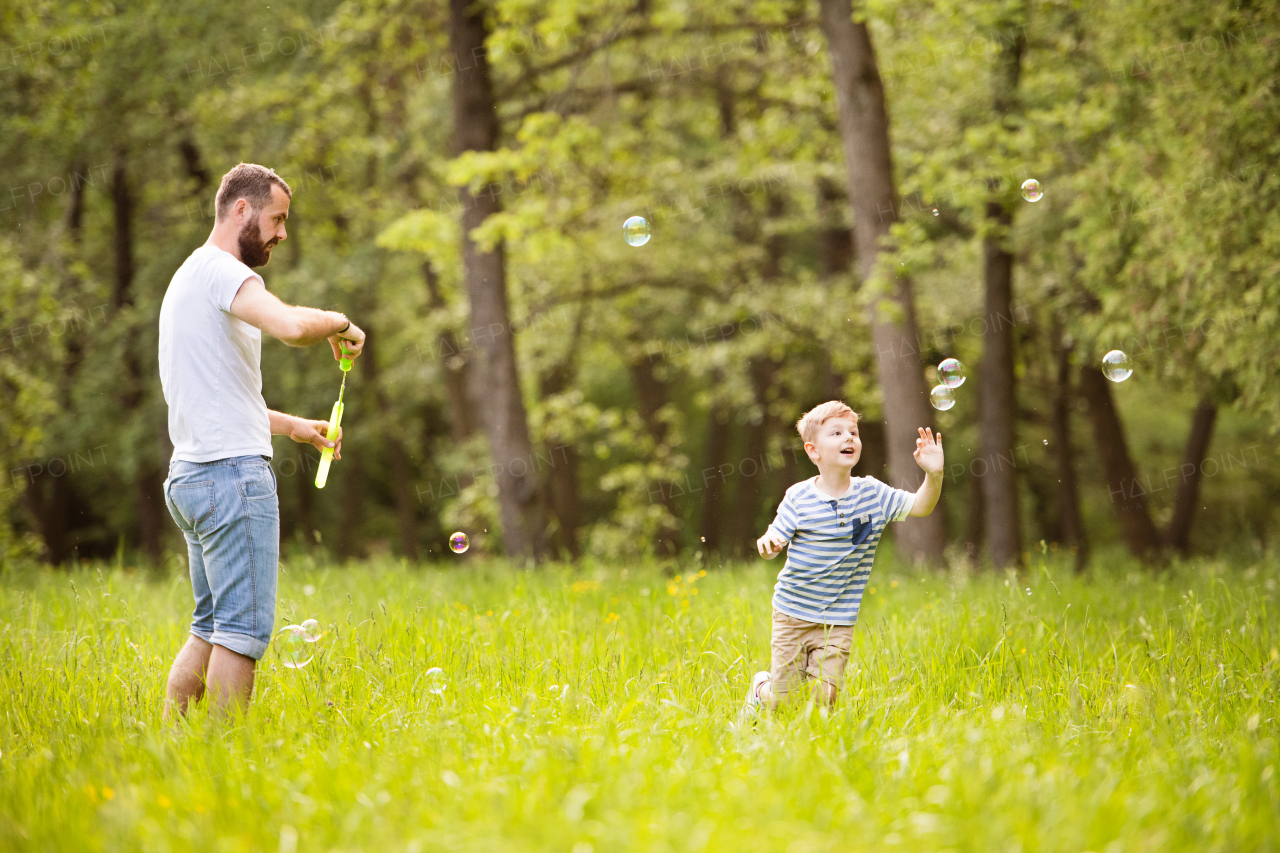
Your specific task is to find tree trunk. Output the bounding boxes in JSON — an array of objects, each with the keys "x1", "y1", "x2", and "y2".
[
  {"x1": 111, "y1": 152, "x2": 164, "y2": 564},
  {"x1": 1078, "y1": 366, "x2": 1162, "y2": 560},
  {"x1": 22, "y1": 473, "x2": 90, "y2": 565},
  {"x1": 178, "y1": 139, "x2": 211, "y2": 195},
  {"x1": 854, "y1": 418, "x2": 887, "y2": 482},
  {"x1": 979, "y1": 198, "x2": 1022, "y2": 567},
  {"x1": 730, "y1": 358, "x2": 775, "y2": 556},
  {"x1": 29, "y1": 162, "x2": 94, "y2": 565},
  {"x1": 538, "y1": 307, "x2": 588, "y2": 560},
  {"x1": 818, "y1": 0, "x2": 945, "y2": 562},
  {"x1": 111, "y1": 156, "x2": 135, "y2": 312},
  {"x1": 963, "y1": 470, "x2": 985, "y2": 561},
  {"x1": 544, "y1": 441, "x2": 581, "y2": 559},
  {"x1": 977, "y1": 15, "x2": 1026, "y2": 569},
  {"x1": 295, "y1": 445, "x2": 317, "y2": 547},
  {"x1": 1050, "y1": 329, "x2": 1087, "y2": 568},
  {"x1": 1164, "y1": 397, "x2": 1217, "y2": 555},
  {"x1": 449, "y1": 0, "x2": 547, "y2": 560}
]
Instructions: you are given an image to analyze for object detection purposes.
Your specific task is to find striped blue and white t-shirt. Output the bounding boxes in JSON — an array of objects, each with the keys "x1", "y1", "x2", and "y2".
[{"x1": 768, "y1": 476, "x2": 914, "y2": 626}]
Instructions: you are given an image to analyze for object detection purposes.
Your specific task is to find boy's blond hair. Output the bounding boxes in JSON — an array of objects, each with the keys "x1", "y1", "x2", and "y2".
[{"x1": 796, "y1": 401, "x2": 859, "y2": 445}]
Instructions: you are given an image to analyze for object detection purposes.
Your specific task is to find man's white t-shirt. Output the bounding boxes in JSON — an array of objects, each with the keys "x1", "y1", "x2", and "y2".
[{"x1": 159, "y1": 244, "x2": 272, "y2": 463}]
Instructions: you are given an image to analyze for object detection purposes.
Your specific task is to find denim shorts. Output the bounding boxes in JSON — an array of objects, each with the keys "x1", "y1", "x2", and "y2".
[{"x1": 163, "y1": 455, "x2": 279, "y2": 660}]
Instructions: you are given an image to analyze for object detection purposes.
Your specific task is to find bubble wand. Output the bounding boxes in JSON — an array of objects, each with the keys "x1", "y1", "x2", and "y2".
[{"x1": 315, "y1": 343, "x2": 353, "y2": 489}]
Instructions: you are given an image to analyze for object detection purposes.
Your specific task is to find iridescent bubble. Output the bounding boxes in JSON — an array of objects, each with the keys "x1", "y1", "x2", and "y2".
[
  {"x1": 300, "y1": 618, "x2": 321, "y2": 642},
  {"x1": 425, "y1": 667, "x2": 447, "y2": 695},
  {"x1": 275, "y1": 625, "x2": 313, "y2": 669},
  {"x1": 1043, "y1": 439, "x2": 1048, "y2": 445},
  {"x1": 449, "y1": 532, "x2": 470, "y2": 554},
  {"x1": 622, "y1": 215, "x2": 651, "y2": 247},
  {"x1": 937, "y1": 358, "x2": 966, "y2": 388},
  {"x1": 1025, "y1": 588, "x2": 1032, "y2": 596},
  {"x1": 930, "y1": 385, "x2": 956, "y2": 411},
  {"x1": 1102, "y1": 350, "x2": 1132, "y2": 382},
  {"x1": 1021, "y1": 179, "x2": 1043, "y2": 202},
  {"x1": 931, "y1": 208, "x2": 940, "y2": 217}
]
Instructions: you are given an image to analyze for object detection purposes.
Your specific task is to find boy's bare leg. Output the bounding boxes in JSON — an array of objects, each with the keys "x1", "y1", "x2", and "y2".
[
  {"x1": 164, "y1": 634, "x2": 214, "y2": 720},
  {"x1": 206, "y1": 645, "x2": 257, "y2": 716}
]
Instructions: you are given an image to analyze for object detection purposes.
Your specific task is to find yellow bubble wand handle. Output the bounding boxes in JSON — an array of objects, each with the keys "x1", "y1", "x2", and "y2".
[
  {"x1": 314, "y1": 399, "x2": 344, "y2": 489},
  {"x1": 315, "y1": 342, "x2": 353, "y2": 490}
]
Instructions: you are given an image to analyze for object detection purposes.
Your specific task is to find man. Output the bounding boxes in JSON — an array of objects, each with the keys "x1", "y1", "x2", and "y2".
[{"x1": 158, "y1": 162, "x2": 366, "y2": 717}]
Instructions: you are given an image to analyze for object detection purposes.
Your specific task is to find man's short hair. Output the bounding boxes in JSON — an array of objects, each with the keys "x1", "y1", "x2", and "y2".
[
  {"x1": 796, "y1": 401, "x2": 859, "y2": 445},
  {"x1": 215, "y1": 163, "x2": 292, "y2": 221}
]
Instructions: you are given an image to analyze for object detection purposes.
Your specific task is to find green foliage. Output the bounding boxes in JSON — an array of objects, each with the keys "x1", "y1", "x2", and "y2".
[
  {"x1": 0, "y1": 0, "x2": 1276, "y2": 561},
  {"x1": 0, "y1": 555, "x2": 1277, "y2": 849}
]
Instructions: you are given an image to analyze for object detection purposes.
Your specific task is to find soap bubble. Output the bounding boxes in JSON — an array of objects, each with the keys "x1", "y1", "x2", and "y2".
[
  {"x1": 1026, "y1": 588, "x2": 1032, "y2": 596},
  {"x1": 937, "y1": 358, "x2": 966, "y2": 388},
  {"x1": 425, "y1": 667, "x2": 447, "y2": 695},
  {"x1": 931, "y1": 208, "x2": 940, "y2": 216},
  {"x1": 300, "y1": 618, "x2": 321, "y2": 642},
  {"x1": 930, "y1": 385, "x2": 956, "y2": 411},
  {"x1": 1043, "y1": 439, "x2": 1048, "y2": 445},
  {"x1": 1021, "y1": 179, "x2": 1043, "y2": 202},
  {"x1": 275, "y1": 625, "x2": 314, "y2": 669},
  {"x1": 1102, "y1": 350, "x2": 1132, "y2": 382},
  {"x1": 449, "y1": 532, "x2": 469, "y2": 554},
  {"x1": 623, "y1": 216, "x2": 651, "y2": 247}
]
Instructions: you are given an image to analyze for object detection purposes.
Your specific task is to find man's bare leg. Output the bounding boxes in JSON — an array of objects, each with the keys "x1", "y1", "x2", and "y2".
[
  {"x1": 206, "y1": 645, "x2": 257, "y2": 716},
  {"x1": 165, "y1": 634, "x2": 213, "y2": 720}
]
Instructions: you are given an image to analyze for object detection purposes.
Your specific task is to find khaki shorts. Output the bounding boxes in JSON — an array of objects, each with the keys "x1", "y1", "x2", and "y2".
[{"x1": 769, "y1": 609, "x2": 854, "y2": 697}]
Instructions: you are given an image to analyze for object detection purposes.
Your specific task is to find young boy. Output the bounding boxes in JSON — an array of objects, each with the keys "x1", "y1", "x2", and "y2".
[{"x1": 743, "y1": 401, "x2": 944, "y2": 714}]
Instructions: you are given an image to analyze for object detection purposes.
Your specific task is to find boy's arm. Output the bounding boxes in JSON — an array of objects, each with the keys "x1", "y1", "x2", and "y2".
[
  {"x1": 908, "y1": 427, "x2": 943, "y2": 517},
  {"x1": 758, "y1": 493, "x2": 798, "y2": 558},
  {"x1": 908, "y1": 470, "x2": 943, "y2": 516}
]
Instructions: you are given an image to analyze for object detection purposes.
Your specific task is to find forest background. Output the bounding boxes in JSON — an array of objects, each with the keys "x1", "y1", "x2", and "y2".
[{"x1": 1, "y1": 0, "x2": 1278, "y2": 570}]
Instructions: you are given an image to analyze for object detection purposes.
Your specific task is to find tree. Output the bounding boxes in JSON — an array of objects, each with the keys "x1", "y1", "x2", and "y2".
[
  {"x1": 977, "y1": 9, "x2": 1026, "y2": 569},
  {"x1": 818, "y1": 0, "x2": 945, "y2": 562},
  {"x1": 447, "y1": 0, "x2": 549, "y2": 560}
]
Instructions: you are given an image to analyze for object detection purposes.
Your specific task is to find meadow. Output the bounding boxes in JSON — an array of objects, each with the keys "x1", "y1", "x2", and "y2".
[{"x1": 1, "y1": 551, "x2": 1277, "y2": 852}]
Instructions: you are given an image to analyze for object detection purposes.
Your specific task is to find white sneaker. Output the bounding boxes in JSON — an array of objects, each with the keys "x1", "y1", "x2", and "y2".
[{"x1": 740, "y1": 671, "x2": 770, "y2": 720}]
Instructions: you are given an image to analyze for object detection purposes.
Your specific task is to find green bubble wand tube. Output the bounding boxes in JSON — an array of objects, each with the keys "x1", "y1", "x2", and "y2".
[{"x1": 315, "y1": 343, "x2": 353, "y2": 489}]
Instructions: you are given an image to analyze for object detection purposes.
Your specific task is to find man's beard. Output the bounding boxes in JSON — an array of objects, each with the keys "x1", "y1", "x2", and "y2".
[{"x1": 238, "y1": 216, "x2": 278, "y2": 268}]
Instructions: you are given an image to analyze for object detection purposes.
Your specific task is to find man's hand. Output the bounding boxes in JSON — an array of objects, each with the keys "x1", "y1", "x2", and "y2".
[
  {"x1": 757, "y1": 528, "x2": 790, "y2": 560},
  {"x1": 913, "y1": 427, "x2": 943, "y2": 474},
  {"x1": 287, "y1": 417, "x2": 342, "y2": 460},
  {"x1": 329, "y1": 320, "x2": 365, "y2": 364}
]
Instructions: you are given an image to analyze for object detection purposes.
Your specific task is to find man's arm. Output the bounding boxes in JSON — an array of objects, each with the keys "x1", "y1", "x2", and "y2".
[
  {"x1": 229, "y1": 277, "x2": 365, "y2": 360},
  {"x1": 270, "y1": 410, "x2": 342, "y2": 459}
]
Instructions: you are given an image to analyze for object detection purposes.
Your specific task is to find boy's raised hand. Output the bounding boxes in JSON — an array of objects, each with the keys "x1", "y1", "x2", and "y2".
[
  {"x1": 913, "y1": 427, "x2": 944, "y2": 474},
  {"x1": 757, "y1": 528, "x2": 790, "y2": 560}
]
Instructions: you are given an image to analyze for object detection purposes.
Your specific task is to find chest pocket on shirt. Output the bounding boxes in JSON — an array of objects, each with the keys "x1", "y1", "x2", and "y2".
[{"x1": 849, "y1": 513, "x2": 878, "y2": 548}]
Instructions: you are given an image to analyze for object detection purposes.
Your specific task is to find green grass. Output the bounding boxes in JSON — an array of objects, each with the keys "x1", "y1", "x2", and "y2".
[{"x1": 1, "y1": 552, "x2": 1278, "y2": 852}]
